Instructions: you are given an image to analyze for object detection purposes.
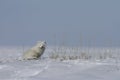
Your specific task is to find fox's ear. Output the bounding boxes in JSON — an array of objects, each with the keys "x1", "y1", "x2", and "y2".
[{"x1": 41, "y1": 41, "x2": 46, "y2": 44}]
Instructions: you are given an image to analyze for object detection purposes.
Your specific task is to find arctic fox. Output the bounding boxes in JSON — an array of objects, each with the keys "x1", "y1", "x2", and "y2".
[{"x1": 23, "y1": 41, "x2": 46, "y2": 60}]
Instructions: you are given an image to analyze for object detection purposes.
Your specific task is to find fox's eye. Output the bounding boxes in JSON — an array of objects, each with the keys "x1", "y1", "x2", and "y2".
[{"x1": 40, "y1": 46, "x2": 44, "y2": 49}]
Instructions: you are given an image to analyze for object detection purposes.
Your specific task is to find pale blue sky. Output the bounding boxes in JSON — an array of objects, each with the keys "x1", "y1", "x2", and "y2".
[{"x1": 0, "y1": 0, "x2": 120, "y2": 47}]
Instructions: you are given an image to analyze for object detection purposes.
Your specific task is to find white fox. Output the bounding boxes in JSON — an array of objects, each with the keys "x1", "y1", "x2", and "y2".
[{"x1": 23, "y1": 41, "x2": 46, "y2": 60}]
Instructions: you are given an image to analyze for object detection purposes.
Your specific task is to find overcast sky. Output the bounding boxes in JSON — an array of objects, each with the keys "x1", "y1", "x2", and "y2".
[{"x1": 0, "y1": 0, "x2": 120, "y2": 47}]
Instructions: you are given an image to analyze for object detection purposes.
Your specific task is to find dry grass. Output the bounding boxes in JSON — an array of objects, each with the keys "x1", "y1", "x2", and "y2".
[{"x1": 48, "y1": 47, "x2": 120, "y2": 61}]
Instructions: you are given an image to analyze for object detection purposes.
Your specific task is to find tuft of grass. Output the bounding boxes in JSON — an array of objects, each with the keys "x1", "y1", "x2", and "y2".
[{"x1": 48, "y1": 47, "x2": 120, "y2": 61}]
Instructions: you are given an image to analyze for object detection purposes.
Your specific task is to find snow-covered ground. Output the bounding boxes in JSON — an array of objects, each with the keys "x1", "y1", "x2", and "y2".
[{"x1": 0, "y1": 46, "x2": 120, "y2": 80}]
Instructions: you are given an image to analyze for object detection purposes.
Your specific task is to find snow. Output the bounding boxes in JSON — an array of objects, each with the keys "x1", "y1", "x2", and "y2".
[{"x1": 0, "y1": 46, "x2": 120, "y2": 80}]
